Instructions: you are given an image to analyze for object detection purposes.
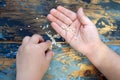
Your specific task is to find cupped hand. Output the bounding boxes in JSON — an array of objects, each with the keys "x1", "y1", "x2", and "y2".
[
  {"x1": 16, "y1": 34, "x2": 54, "y2": 80},
  {"x1": 47, "y1": 6, "x2": 102, "y2": 55}
]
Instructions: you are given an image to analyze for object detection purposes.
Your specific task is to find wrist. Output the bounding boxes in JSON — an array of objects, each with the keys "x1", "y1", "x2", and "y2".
[
  {"x1": 85, "y1": 41, "x2": 108, "y2": 67},
  {"x1": 86, "y1": 41, "x2": 105, "y2": 57},
  {"x1": 16, "y1": 72, "x2": 43, "y2": 80}
]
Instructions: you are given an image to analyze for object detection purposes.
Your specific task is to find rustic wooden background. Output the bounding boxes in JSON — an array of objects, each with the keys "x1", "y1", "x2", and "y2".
[
  {"x1": 0, "y1": 0, "x2": 120, "y2": 42},
  {"x1": 0, "y1": 0, "x2": 120, "y2": 80}
]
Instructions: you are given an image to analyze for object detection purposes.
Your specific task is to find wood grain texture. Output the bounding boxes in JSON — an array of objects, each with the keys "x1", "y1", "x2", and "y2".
[
  {"x1": 0, "y1": 0, "x2": 120, "y2": 80},
  {"x1": 0, "y1": 0, "x2": 120, "y2": 42}
]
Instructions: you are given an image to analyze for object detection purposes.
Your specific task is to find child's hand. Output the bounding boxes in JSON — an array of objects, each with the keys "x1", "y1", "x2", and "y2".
[
  {"x1": 47, "y1": 6, "x2": 102, "y2": 55},
  {"x1": 16, "y1": 34, "x2": 54, "y2": 80}
]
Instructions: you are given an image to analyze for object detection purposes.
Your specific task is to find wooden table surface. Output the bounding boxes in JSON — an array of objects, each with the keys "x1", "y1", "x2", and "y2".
[{"x1": 0, "y1": 0, "x2": 120, "y2": 80}]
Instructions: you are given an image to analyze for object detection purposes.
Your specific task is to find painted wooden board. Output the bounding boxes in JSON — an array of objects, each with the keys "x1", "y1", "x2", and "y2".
[
  {"x1": 0, "y1": 43, "x2": 120, "y2": 80},
  {"x1": 0, "y1": 0, "x2": 120, "y2": 41},
  {"x1": 0, "y1": 0, "x2": 120, "y2": 80}
]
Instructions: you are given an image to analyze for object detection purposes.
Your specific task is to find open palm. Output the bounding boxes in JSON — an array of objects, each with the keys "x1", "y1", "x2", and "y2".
[{"x1": 47, "y1": 6, "x2": 101, "y2": 55}]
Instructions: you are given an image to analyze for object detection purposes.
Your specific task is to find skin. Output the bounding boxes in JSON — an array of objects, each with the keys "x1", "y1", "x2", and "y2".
[
  {"x1": 16, "y1": 6, "x2": 120, "y2": 80},
  {"x1": 16, "y1": 34, "x2": 54, "y2": 80},
  {"x1": 47, "y1": 6, "x2": 120, "y2": 80}
]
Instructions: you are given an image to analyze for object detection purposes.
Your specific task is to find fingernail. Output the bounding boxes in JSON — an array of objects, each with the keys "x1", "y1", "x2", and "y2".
[
  {"x1": 50, "y1": 9, "x2": 56, "y2": 13},
  {"x1": 78, "y1": 7, "x2": 84, "y2": 16},
  {"x1": 57, "y1": 5, "x2": 62, "y2": 9},
  {"x1": 78, "y1": 7, "x2": 81, "y2": 12}
]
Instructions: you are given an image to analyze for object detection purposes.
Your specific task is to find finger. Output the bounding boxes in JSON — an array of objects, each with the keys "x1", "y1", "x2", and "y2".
[
  {"x1": 50, "y1": 9, "x2": 72, "y2": 25},
  {"x1": 45, "y1": 50, "x2": 54, "y2": 61},
  {"x1": 30, "y1": 34, "x2": 44, "y2": 44},
  {"x1": 47, "y1": 14, "x2": 68, "y2": 28},
  {"x1": 57, "y1": 6, "x2": 77, "y2": 21},
  {"x1": 18, "y1": 45, "x2": 23, "y2": 54},
  {"x1": 77, "y1": 8, "x2": 94, "y2": 26},
  {"x1": 51, "y1": 22, "x2": 66, "y2": 38},
  {"x1": 39, "y1": 40, "x2": 52, "y2": 51},
  {"x1": 22, "y1": 36, "x2": 30, "y2": 45}
]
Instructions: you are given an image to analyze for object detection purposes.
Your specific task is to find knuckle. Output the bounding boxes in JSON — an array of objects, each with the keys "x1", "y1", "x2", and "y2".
[
  {"x1": 57, "y1": 6, "x2": 61, "y2": 10},
  {"x1": 22, "y1": 36, "x2": 30, "y2": 43},
  {"x1": 31, "y1": 34, "x2": 41, "y2": 39},
  {"x1": 23, "y1": 36, "x2": 30, "y2": 40},
  {"x1": 50, "y1": 9, "x2": 56, "y2": 14},
  {"x1": 25, "y1": 36, "x2": 30, "y2": 38},
  {"x1": 32, "y1": 34, "x2": 39, "y2": 37}
]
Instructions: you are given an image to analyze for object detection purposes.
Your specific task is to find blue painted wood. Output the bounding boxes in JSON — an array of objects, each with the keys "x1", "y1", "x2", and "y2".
[
  {"x1": 0, "y1": 43, "x2": 120, "y2": 80},
  {"x1": 0, "y1": 0, "x2": 120, "y2": 80}
]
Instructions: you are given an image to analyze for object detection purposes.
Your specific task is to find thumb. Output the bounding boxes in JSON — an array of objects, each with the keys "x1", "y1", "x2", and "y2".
[
  {"x1": 77, "y1": 8, "x2": 93, "y2": 26},
  {"x1": 46, "y1": 50, "x2": 54, "y2": 62}
]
